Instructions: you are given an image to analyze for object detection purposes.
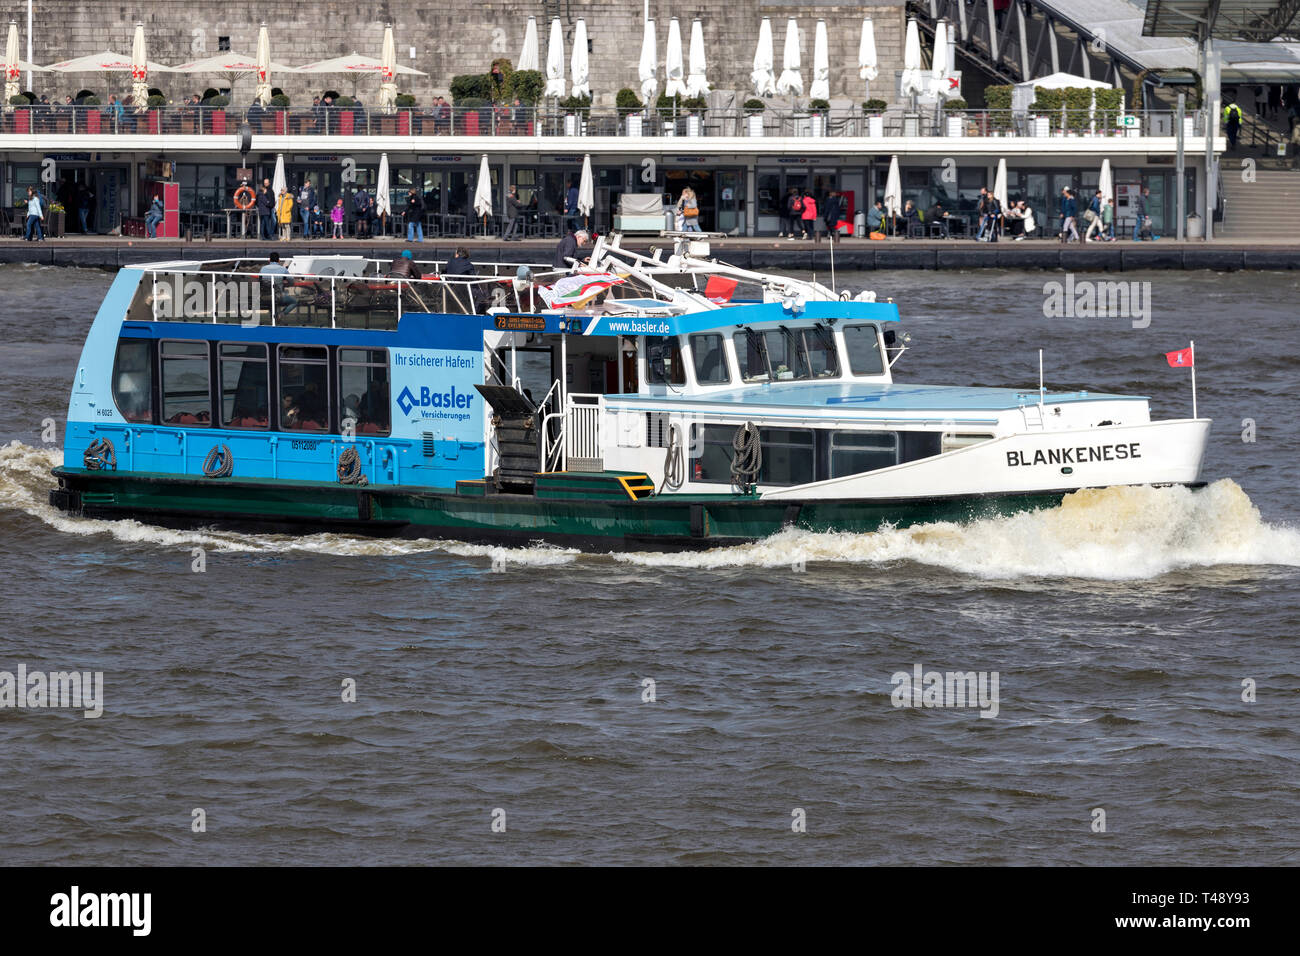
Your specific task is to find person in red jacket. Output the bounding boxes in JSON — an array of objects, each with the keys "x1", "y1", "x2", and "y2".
[{"x1": 799, "y1": 191, "x2": 818, "y2": 239}]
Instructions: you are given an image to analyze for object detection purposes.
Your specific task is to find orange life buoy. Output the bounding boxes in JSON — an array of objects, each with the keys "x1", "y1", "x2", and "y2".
[{"x1": 233, "y1": 185, "x2": 256, "y2": 210}]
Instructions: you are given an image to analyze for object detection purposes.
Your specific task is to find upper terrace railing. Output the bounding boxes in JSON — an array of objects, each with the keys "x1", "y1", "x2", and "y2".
[{"x1": 0, "y1": 104, "x2": 1209, "y2": 140}]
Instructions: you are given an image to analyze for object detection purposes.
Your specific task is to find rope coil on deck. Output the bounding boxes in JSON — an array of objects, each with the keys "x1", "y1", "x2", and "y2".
[
  {"x1": 661, "y1": 423, "x2": 685, "y2": 493},
  {"x1": 202, "y1": 444, "x2": 233, "y2": 478},
  {"x1": 84, "y1": 438, "x2": 116, "y2": 471},
  {"x1": 731, "y1": 421, "x2": 762, "y2": 492},
  {"x1": 337, "y1": 446, "x2": 368, "y2": 486}
]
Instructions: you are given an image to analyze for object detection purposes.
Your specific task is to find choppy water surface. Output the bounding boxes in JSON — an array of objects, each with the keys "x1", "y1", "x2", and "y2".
[{"x1": 1, "y1": 262, "x2": 1297, "y2": 865}]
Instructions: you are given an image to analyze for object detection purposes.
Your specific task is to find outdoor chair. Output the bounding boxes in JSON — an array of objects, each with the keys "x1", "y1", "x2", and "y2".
[{"x1": 3, "y1": 207, "x2": 24, "y2": 239}]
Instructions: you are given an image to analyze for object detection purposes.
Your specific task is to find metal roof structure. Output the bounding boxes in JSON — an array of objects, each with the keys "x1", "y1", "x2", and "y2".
[{"x1": 1142, "y1": 0, "x2": 1300, "y2": 40}]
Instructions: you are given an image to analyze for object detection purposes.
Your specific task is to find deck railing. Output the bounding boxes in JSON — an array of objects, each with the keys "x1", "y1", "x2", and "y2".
[
  {"x1": 0, "y1": 103, "x2": 1208, "y2": 140},
  {"x1": 137, "y1": 258, "x2": 559, "y2": 331}
]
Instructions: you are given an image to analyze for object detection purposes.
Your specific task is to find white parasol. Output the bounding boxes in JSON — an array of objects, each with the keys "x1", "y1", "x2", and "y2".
[
  {"x1": 686, "y1": 18, "x2": 709, "y2": 98},
  {"x1": 545, "y1": 17, "x2": 565, "y2": 98},
  {"x1": 638, "y1": 18, "x2": 657, "y2": 102},
  {"x1": 379, "y1": 24, "x2": 398, "y2": 114},
  {"x1": 810, "y1": 19, "x2": 829, "y2": 101},
  {"x1": 130, "y1": 22, "x2": 150, "y2": 109},
  {"x1": 571, "y1": 17, "x2": 590, "y2": 99},
  {"x1": 900, "y1": 18, "x2": 925, "y2": 97},
  {"x1": 171, "y1": 52, "x2": 295, "y2": 105},
  {"x1": 664, "y1": 17, "x2": 686, "y2": 98},
  {"x1": 930, "y1": 20, "x2": 950, "y2": 100},
  {"x1": 518, "y1": 16, "x2": 539, "y2": 72},
  {"x1": 751, "y1": 17, "x2": 775, "y2": 98},
  {"x1": 1099, "y1": 158, "x2": 1114, "y2": 207},
  {"x1": 578, "y1": 154, "x2": 594, "y2": 227},
  {"x1": 254, "y1": 22, "x2": 272, "y2": 106},
  {"x1": 376, "y1": 153, "x2": 391, "y2": 225},
  {"x1": 294, "y1": 52, "x2": 425, "y2": 100},
  {"x1": 883, "y1": 155, "x2": 902, "y2": 218},
  {"x1": 45, "y1": 48, "x2": 172, "y2": 104},
  {"x1": 473, "y1": 154, "x2": 494, "y2": 219},
  {"x1": 776, "y1": 18, "x2": 802, "y2": 97},
  {"x1": 272, "y1": 153, "x2": 287, "y2": 200},
  {"x1": 993, "y1": 157, "x2": 1008, "y2": 211},
  {"x1": 858, "y1": 18, "x2": 879, "y2": 99}
]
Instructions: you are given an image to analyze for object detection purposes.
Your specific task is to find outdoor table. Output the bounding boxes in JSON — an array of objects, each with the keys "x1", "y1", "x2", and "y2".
[
  {"x1": 442, "y1": 214, "x2": 467, "y2": 237},
  {"x1": 223, "y1": 208, "x2": 254, "y2": 239}
]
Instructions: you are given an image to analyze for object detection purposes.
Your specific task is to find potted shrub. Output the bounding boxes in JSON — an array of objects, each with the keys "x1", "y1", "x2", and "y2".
[
  {"x1": 1031, "y1": 87, "x2": 1062, "y2": 136},
  {"x1": 79, "y1": 94, "x2": 101, "y2": 133},
  {"x1": 983, "y1": 85, "x2": 1011, "y2": 134},
  {"x1": 744, "y1": 98, "x2": 765, "y2": 136},
  {"x1": 808, "y1": 98, "x2": 830, "y2": 136},
  {"x1": 9, "y1": 93, "x2": 32, "y2": 134},
  {"x1": 268, "y1": 92, "x2": 290, "y2": 133},
  {"x1": 1062, "y1": 87, "x2": 1092, "y2": 134},
  {"x1": 681, "y1": 94, "x2": 708, "y2": 136},
  {"x1": 1095, "y1": 88, "x2": 1123, "y2": 135},
  {"x1": 47, "y1": 201, "x2": 66, "y2": 238},
  {"x1": 458, "y1": 95, "x2": 489, "y2": 135},
  {"x1": 507, "y1": 70, "x2": 543, "y2": 105},
  {"x1": 395, "y1": 93, "x2": 416, "y2": 134},
  {"x1": 943, "y1": 96, "x2": 967, "y2": 136},
  {"x1": 863, "y1": 98, "x2": 887, "y2": 137},
  {"x1": 560, "y1": 93, "x2": 591, "y2": 135},
  {"x1": 145, "y1": 94, "x2": 167, "y2": 133},
  {"x1": 616, "y1": 88, "x2": 643, "y2": 135},
  {"x1": 335, "y1": 94, "x2": 357, "y2": 135},
  {"x1": 201, "y1": 93, "x2": 230, "y2": 134}
]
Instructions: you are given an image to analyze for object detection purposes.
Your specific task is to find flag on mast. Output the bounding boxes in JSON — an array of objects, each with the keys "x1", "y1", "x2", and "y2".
[{"x1": 1165, "y1": 346, "x2": 1194, "y2": 367}]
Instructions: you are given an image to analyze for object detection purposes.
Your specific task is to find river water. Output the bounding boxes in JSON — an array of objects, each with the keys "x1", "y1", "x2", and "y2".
[{"x1": 1, "y1": 262, "x2": 1297, "y2": 865}]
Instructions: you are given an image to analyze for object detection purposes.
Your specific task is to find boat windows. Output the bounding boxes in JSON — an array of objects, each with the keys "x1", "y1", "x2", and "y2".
[
  {"x1": 766, "y1": 327, "x2": 811, "y2": 381},
  {"x1": 219, "y1": 343, "x2": 270, "y2": 430},
  {"x1": 802, "y1": 325, "x2": 840, "y2": 378},
  {"x1": 733, "y1": 329, "x2": 771, "y2": 383},
  {"x1": 843, "y1": 324, "x2": 885, "y2": 376},
  {"x1": 830, "y1": 431, "x2": 898, "y2": 478},
  {"x1": 278, "y1": 345, "x2": 330, "y2": 432},
  {"x1": 690, "y1": 424, "x2": 814, "y2": 487},
  {"x1": 112, "y1": 338, "x2": 153, "y2": 424},
  {"x1": 159, "y1": 340, "x2": 211, "y2": 426},
  {"x1": 338, "y1": 348, "x2": 391, "y2": 436},
  {"x1": 646, "y1": 336, "x2": 686, "y2": 386},
  {"x1": 689, "y1": 333, "x2": 730, "y2": 385}
]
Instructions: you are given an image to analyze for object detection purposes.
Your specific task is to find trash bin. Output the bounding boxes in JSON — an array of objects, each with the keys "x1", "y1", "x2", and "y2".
[
  {"x1": 664, "y1": 209, "x2": 676, "y2": 232},
  {"x1": 1185, "y1": 214, "x2": 1203, "y2": 239},
  {"x1": 854, "y1": 210, "x2": 866, "y2": 237}
]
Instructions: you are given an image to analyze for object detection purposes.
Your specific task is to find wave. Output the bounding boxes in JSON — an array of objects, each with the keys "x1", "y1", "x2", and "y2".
[{"x1": 4, "y1": 440, "x2": 1298, "y2": 579}]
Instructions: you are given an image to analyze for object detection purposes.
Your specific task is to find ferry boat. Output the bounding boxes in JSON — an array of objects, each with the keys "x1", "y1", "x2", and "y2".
[{"x1": 49, "y1": 236, "x2": 1210, "y2": 550}]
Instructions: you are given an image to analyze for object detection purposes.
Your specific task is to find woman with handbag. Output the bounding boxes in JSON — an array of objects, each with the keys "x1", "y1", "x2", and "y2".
[{"x1": 678, "y1": 186, "x2": 703, "y2": 232}]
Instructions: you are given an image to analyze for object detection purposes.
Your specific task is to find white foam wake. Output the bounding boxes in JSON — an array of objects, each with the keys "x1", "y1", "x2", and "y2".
[
  {"x1": 0, "y1": 440, "x2": 576, "y2": 566},
  {"x1": 615, "y1": 480, "x2": 1300, "y2": 579},
  {"x1": 5, "y1": 440, "x2": 1298, "y2": 579}
]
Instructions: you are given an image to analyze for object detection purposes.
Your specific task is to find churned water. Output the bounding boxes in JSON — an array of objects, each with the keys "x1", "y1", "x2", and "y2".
[{"x1": 1, "y1": 262, "x2": 1297, "y2": 865}]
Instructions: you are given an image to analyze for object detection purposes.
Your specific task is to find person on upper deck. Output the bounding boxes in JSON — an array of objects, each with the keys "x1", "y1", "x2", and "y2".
[
  {"x1": 444, "y1": 247, "x2": 476, "y2": 276},
  {"x1": 387, "y1": 249, "x2": 422, "y2": 280},
  {"x1": 553, "y1": 229, "x2": 590, "y2": 268}
]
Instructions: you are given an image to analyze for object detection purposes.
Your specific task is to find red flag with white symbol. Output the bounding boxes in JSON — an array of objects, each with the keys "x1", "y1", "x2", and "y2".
[{"x1": 1165, "y1": 347, "x2": 1194, "y2": 368}]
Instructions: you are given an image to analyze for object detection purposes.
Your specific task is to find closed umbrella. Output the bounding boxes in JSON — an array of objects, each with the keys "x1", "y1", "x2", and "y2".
[
  {"x1": 544, "y1": 17, "x2": 565, "y2": 98},
  {"x1": 858, "y1": 19, "x2": 878, "y2": 99},
  {"x1": 930, "y1": 20, "x2": 949, "y2": 100},
  {"x1": 130, "y1": 22, "x2": 149, "y2": 110},
  {"x1": 809, "y1": 19, "x2": 829, "y2": 101},
  {"x1": 751, "y1": 17, "x2": 775, "y2": 97},
  {"x1": 1099, "y1": 158, "x2": 1114, "y2": 206},
  {"x1": 883, "y1": 154, "x2": 902, "y2": 232},
  {"x1": 376, "y1": 153, "x2": 391, "y2": 233},
  {"x1": 776, "y1": 18, "x2": 802, "y2": 97},
  {"x1": 473, "y1": 154, "x2": 494, "y2": 226},
  {"x1": 272, "y1": 153, "x2": 287, "y2": 199},
  {"x1": 993, "y1": 157, "x2": 1008, "y2": 210},
  {"x1": 686, "y1": 18, "x2": 709, "y2": 98},
  {"x1": 664, "y1": 17, "x2": 686, "y2": 98},
  {"x1": 901, "y1": 19, "x2": 924, "y2": 98},
  {"x1": 518, "y1": 16, "x2": 539, "y2": 72},
  {"x1": 638, "y1": 18, "x2": 657, "y2": 102},
  {"x1": 254, "y1": 22, "x2": 272, "y2": 107},
  {"x1": 571, "y1": 17, "x2": 590, "y2": 99},
  {"x1": 578, "y1": 154, "x2": 594, "y2": 229},
  {"x1": 4, "y1": 20, "x2": 23, "y2": 107},
  {"x1": 379, "y1": 23, "x2": 398, "y2": 114}
]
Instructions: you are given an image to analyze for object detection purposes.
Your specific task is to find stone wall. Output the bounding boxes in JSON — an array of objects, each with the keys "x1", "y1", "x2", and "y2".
[{"x1": 18, "y1": 0, "x2": 907, "y2": 106}]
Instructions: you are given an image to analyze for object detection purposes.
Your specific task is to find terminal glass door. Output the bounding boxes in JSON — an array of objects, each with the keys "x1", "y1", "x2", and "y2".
[{"x1": 716, "y1": 170, "x2": 744, "y2": 235}]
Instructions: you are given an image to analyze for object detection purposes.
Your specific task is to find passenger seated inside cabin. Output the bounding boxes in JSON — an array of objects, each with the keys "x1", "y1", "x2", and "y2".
[{"x1": 293, "y1": 382, "x2": 327, "y2": 430}]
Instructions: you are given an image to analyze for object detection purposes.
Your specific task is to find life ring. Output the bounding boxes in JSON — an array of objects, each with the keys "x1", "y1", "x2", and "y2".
[{"x1": 233, "y1": 185, "x2": 256, "y2": 210}]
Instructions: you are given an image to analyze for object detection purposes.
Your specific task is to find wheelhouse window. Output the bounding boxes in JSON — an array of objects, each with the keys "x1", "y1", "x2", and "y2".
[
  {"x1": 338, "y1": 348, "x2": 391, "y2": 436},
  {"x1": 689, "y1": 333, "x2": 730, "y2": 385},
  {"x1": 646, "y1": 335, "x2": 686, "y2": 386},
  {"x1": 843, "y1": 324, "x2": 885, "y2": 376},
  {"x1": 160, "y1": 340, "x2": 211, "y2": 426},
  {"x1": 278, "y1": 345, "x2": 329, "y2": 432},
  {"x1": 691, "y1": 424, "x2": 814, "y2": 487},
  {"x1": 112, "y1": 338, "x2": 153, "y2": 423},
  {"x1": 732, "y1": 327, "x2": 836, "y2": 382},
  {"x1": 830, "y1": 431, "x2": 898, "y2": 478},
  {"x1": 220, "y1": 343, "x2": 269, "y2": 429}
]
